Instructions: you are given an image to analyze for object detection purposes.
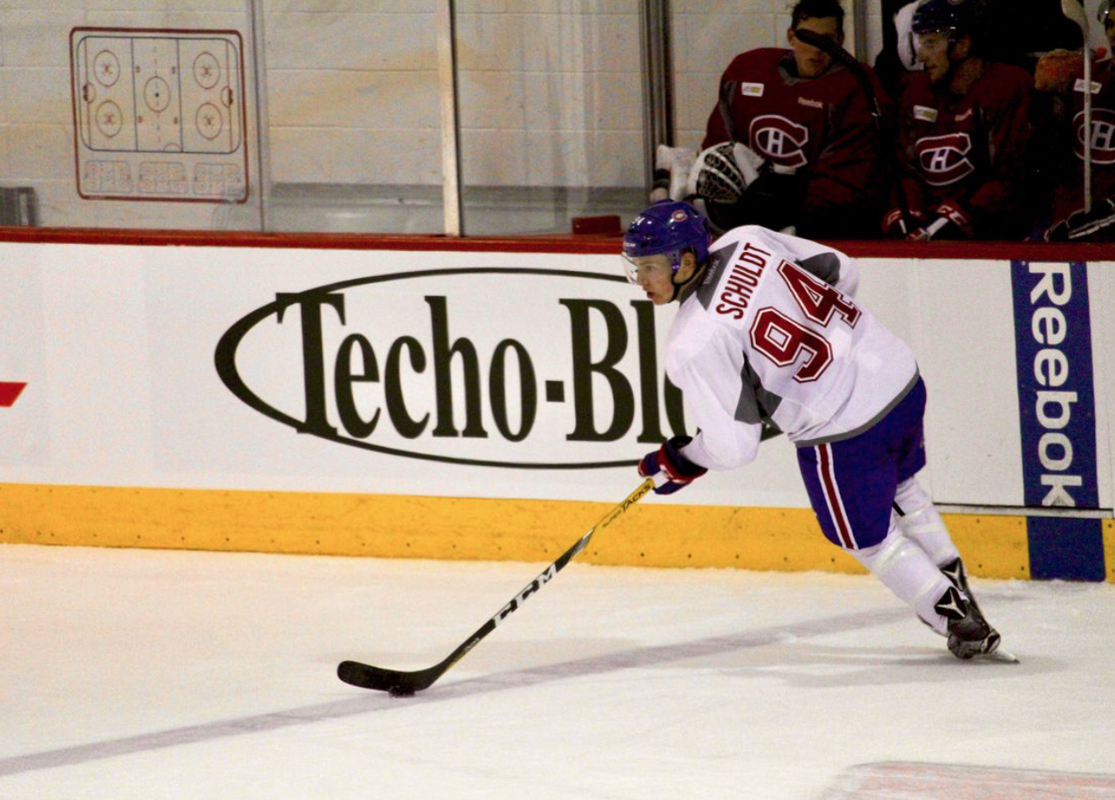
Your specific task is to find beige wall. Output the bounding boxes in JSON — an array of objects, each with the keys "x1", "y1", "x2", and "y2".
[
  {"x1": 1, "y1": 0, "x2": 248, "y2": 228},
  {"x1": 0, "y1": 0, "x2": 888, "y2": 230}
]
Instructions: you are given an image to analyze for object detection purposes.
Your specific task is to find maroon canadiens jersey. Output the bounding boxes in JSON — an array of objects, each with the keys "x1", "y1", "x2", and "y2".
[
  {"x1": 892, "y1": 61, "x2": 1033, "y2": 237},
  {"x1": 703, "y1": 48, "x2": 888, "y2": 238},
  {"x1": 1049, "y1": 58, "x2": 1115, "y2": 223}
]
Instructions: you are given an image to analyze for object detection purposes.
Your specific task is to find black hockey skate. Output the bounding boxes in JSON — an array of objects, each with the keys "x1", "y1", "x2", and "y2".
[
  {"x1": 934, "y1": 585, "x2": 1001, "y2": 659},
  {"x1": 940, "y1": 557, "x2": 980, "y2": 615},
  {"x1": 919, "y1": 557, "x2": 980, "y2": 638}
]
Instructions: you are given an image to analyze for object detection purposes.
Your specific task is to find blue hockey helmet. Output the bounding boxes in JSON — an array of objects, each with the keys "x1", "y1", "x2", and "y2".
[
  {"x1": 621, "y1": 200, "x2": 711, "y2": 284},
  {"x1": 911, "y1": 0, "x2": 983, "y2": 37}
]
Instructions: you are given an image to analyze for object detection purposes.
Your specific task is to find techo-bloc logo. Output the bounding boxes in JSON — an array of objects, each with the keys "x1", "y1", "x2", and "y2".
[{"x1": 215, "y1": 267, "x2": 688, "y2": 468}]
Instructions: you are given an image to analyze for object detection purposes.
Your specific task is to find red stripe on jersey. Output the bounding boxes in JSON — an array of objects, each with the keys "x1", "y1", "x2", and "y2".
[
  {"x1": 0, "y1": 382, "x2": 25, "y2": 407},
  {"x1": 817, "y1": 443, "x2": 857, "y2": 549}
]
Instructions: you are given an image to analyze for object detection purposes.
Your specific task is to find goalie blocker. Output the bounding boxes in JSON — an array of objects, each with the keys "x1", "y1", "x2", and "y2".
[{"x1": 655, "y1": 141, "x2": 802, "y2": 235}]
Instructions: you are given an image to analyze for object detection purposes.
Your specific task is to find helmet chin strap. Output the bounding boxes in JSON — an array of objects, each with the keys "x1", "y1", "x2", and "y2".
[{"x1": 669, "y1": 261, "x2": 706, "y2": 302}]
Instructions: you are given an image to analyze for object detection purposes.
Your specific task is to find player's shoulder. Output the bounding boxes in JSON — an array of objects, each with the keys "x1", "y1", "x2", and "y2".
[
  {"x1": 806, "y1": 61, "x2": 882, "y2": 107},
  {"x1": 724, "y1": 47, "x2": 791, "y2": 76},
  {"x1": 722, "y1": 223, "x2": 773, "y2": 244},
  {"x1": 979, "y1": 61, "x2": 1036, "y2": 95},
  {"x1": 986, "y1": 60, "x2": 1036, "y2": 84},
  {"x1": 895, "y1": 71, "x2": 935, "y2": 106},
  {"x1": 820, "y1": 59, "x2": 880, "y2": 87},
  {"x1": 735, "y1": 47, "x2": 790, "y2": 65},
  {"x1": 665, "y1": 296, "x2": 724, "y2": 370},
  {"x1": 703, "y1": 225, "x2": 777, "y2": 272},
  {"x1": 715, "y1": 224, "x2": 788, "y2": 256},
  {"x1": 695, "y1": 227, "x2": 788, "y2": 303}
]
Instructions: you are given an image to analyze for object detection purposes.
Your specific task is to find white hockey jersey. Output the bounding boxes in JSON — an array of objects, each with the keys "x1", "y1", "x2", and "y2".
[{"x1": 669, "y1": 225, "x2": 919, "y2": 470}]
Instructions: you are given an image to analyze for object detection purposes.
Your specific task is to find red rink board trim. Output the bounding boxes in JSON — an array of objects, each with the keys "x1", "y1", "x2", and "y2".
[
  {"x1": 1, "y1": 227, "x2": 1115, "y2": 262},
  {"x1": 0, "y1": 382, "x2": 26, "y2": 407},
  {"x1": 821, "y1": 761, "x2": 1115, "y2": 799}
]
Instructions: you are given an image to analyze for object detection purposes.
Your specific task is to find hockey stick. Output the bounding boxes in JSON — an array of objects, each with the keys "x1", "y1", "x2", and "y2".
[
  {"x1": 716, "y1": 78, "x2": 765, "y2": 184},
  {"x1": 1062, "y1": 0, "x2": 1093, "y2": 212},
  {"x1": 337, "y1": 477, "x2": 658, "y2": 695},
  {"x1": 793, "y1": 28, "x2": 915, "y2": 232},
  {"x1": 717, "y1": 79, "x2": 741, "y2": 145}
]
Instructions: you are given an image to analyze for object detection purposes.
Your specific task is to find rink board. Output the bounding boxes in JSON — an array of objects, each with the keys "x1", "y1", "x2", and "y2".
[
  {"x1": 0, "y1": 235, "x2": 1111, "y2": 581},
  {"x1": 0, "y1": 482, "x2": 1048, "y2": 580}
]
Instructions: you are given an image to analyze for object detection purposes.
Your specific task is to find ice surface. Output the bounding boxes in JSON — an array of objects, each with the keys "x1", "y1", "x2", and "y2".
[{"x1": 1, "y1": 544, "x2": 1113, "y2": 799}]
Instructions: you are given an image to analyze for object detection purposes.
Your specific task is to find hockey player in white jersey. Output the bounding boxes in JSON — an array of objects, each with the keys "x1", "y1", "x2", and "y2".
[{"x1": 622, "y1": 200, "x2": 1006, "y2": 661}]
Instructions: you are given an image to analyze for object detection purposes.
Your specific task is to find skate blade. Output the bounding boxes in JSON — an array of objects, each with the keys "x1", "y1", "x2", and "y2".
[{"x1": 982, "y1": 647, "x2": 1020, "y2": 664}]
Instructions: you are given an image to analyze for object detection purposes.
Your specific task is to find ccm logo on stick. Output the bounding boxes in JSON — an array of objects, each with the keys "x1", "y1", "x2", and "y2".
[{"x1": 493, "y1": 564, "x2": 557, "y2": 628}]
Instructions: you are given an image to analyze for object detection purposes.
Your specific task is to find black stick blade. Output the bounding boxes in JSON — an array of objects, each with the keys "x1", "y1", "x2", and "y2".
[{"x1": 337, "y1": 660, "x2": 437, "y2": 695}]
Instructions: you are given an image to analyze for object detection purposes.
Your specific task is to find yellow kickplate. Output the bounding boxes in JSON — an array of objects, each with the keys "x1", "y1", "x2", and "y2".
[{"x1": 0, "y1": 483, "x2": 1052, "y2": 580}]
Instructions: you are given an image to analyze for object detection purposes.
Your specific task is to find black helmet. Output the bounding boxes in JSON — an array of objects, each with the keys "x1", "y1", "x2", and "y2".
[{"x1": 911, "y1": 0, "x2": 984, "y2": 37}]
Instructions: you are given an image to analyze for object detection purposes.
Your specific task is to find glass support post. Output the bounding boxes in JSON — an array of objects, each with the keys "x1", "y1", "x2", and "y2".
[
  {"x1": 248, "y1": 0, "x2": 273, "y2": 232},
  {"x1": 436, "y1": 0, "x2": 463, "y2": 236},
  {"x1": 638, "y1": 0, "x2": 674, "y2": 196},
  {"x1": 851, "y1": 0, "x2": 868, "y2": 62}
]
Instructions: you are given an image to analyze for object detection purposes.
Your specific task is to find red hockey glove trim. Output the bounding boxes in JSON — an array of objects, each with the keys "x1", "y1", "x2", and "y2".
[
  {"x1": 638, "y1": 436, "x2": 708, "y2": 495},
  {"x1": 882, "y1": 208, "x2": 925, "y2": 238},
  {"x1": 933, "y1": 201, "x2": 974, "y2": 239}
]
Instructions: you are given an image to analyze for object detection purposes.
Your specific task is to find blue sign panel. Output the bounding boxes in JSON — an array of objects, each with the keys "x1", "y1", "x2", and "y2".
[{"x1": 1010, "y1": 260, "x2": 1104, "y2": 581}]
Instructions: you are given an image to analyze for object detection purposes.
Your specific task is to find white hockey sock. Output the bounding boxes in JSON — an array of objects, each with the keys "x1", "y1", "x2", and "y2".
[
  {"x1": 893, "y1": 477, "x2": 959, "y2": 568},
  {"x1": 852, "y1": 521, "x2": 954, "y2": 635}
]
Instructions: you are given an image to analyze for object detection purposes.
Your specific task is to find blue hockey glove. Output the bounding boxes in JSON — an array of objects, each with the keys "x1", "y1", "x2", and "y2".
[{"x1": 639, "y1": 435, "x2": 708, "y2": 495}]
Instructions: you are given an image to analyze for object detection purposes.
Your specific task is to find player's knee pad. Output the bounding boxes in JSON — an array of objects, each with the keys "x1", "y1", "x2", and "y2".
[
  {"x1": 852, "y1": 527, "x2": 909, "y2": 577},
  {"x1": 893, "y1": 478, "x2": 958, "y2": 566},
  {"x1": 852, "y1": 525, "x2": 953, "y2": 635},
  {"x1": 894, "y1": 477, "x2": 932, "y2": 517}
]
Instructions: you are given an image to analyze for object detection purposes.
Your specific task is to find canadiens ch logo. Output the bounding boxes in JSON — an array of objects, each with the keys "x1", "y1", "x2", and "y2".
[
  {"x1": 915, "y1": 132, "x2": 974, "y2": 186},
  {"x1": 749, "y1": 114, "x2": 809, "y2": 169},
  {"x1": 1073, "y1": 108, "x2": 1115, "y2": 165}
]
